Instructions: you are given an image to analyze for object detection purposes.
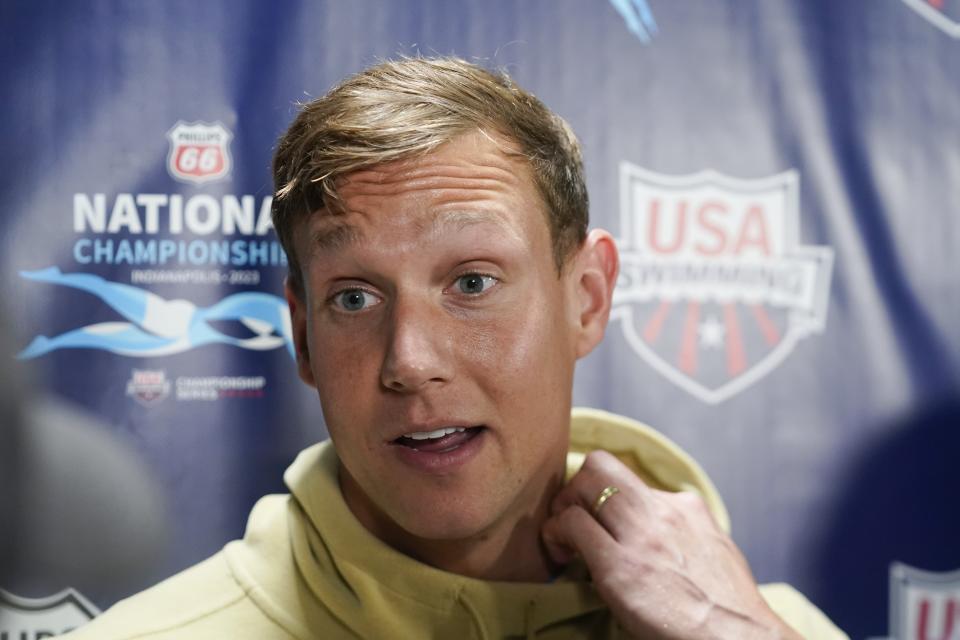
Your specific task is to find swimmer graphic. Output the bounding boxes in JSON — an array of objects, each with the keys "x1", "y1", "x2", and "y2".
[{"x1": 17, "y1": 267, "x2": 293, "y2": 359}]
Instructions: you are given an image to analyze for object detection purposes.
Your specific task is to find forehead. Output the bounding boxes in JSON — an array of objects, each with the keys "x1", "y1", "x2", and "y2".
[
  {"x1": 339, "y1": 130, "x2": 536, "y2": 208},
  {"x1": 306, "y1": 131, "x2": 550, "y2": 252}
]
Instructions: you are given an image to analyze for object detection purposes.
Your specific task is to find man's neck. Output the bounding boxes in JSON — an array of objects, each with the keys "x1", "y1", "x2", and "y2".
[{"x1": 339, "y1": 468, "x2": 564, "y2": 583}]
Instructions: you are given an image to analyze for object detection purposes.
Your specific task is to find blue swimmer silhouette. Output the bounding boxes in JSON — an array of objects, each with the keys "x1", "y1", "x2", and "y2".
[
  {"x1": 609, "y1": 0, "x2": 657, "y2": 43},
  {"x1": 18, "y1": 267, "x2": 294, "y2": 360}
]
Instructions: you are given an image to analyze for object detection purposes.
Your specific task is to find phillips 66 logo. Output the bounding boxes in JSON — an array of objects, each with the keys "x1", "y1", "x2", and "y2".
[
  {"x1": 611, "y1": 164, "x2": 834, "y2": 404},
  {"x1": 166, "y1": 121, "x2": 232, "y2": 184}
]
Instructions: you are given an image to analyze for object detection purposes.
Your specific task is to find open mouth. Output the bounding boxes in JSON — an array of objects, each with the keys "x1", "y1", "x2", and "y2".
[{"x1": 392, "y1": 426, "x2": 485, "y2": 453}]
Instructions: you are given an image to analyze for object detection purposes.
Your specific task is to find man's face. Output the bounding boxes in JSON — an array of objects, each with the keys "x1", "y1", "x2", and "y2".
[{"x1": 288, "y1": 131, "x2": 584, "y2": 541}]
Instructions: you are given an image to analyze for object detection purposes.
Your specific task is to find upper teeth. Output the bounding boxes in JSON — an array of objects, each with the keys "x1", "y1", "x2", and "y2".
[{"x1": 403, "y1": 427, "x2": 465, "y2": 440}]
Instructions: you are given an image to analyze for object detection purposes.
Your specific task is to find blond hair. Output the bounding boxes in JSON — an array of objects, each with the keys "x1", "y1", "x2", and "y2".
[{"x1": 272, "y1": 57, "x2": 588, "y2": 294}]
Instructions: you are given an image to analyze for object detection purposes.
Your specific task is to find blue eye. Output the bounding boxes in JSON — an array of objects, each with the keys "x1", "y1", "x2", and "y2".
[
  {"x1": 457, "y1": 274, "x2": 496, "y2": 295},
  {"x1": 335, "y1": 289, "x2": 376, "y2": 311}
]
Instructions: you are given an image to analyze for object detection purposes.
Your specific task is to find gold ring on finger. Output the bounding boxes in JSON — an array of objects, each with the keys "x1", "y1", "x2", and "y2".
[{"x1": 592, "y1": 485, "x2": 620, "y2": 517}]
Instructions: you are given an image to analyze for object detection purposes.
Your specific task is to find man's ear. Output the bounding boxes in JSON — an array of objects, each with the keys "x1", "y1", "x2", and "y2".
[
  {"x1": 571, "y1": 229, "x2": 619, "y2": 359},
  {"x1": 285, "y1": 277, "x2": 317, "y2": 387}
]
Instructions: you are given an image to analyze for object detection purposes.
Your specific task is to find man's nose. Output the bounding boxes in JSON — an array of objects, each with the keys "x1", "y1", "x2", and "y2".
[{"x1": 380, "y1": 297, "x2": 453, "y2": 392}]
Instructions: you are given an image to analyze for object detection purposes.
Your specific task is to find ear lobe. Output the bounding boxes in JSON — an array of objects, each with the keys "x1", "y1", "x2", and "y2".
[
  {"x1": 285, "y1": 278, "x2": 317, "y2": 387},
  {"x1": 573, "y1": 229, "x2": 619, "y2": 359}
]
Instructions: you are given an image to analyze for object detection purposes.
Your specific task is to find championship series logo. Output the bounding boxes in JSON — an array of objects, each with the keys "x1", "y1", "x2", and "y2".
[
  {"x1": 166, "y1": 121, "x2": 232, "y2": 184},
  {"x1": 882, "y1": 563, "x2": 960, "y2": 640},
  {"x1": 902, "y1": 0, "x2": 960, "y2": 37},
  {"x1": 125, "y1": 369, "x2": 171, "y2": 407},
  {"x1": 611, "y1": 164, "x2": 834, "y2": 403}
]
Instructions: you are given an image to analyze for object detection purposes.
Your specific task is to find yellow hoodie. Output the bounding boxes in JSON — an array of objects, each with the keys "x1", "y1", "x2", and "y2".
[{"x1": 61, "y1": 409, "x2": 847, "y2": 639}]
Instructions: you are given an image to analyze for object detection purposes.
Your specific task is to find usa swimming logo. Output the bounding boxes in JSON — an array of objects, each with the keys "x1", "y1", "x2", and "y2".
[
  {"x1": 902, "y1": 0, "x2": 960, "y2": 37},
  {"x1": 166, "y1": 121, "x2": 233, "y2": 184},
  {"x1": 611, "y1": 164, "x2": 834, "y2": 404}
]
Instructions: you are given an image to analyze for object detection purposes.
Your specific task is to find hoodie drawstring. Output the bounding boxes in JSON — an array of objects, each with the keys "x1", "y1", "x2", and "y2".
[
  {"x1": 458, "y1": 589, "x2": 490, "y2": 640},
  {"x1": 524, "y1": 598, "x2": 538, "y2": 640}
]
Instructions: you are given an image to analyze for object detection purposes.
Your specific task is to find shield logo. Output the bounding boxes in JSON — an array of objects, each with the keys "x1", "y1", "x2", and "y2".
[
  {"x1": 166, "y1": 120, "x2": 233, "y2": 184},
  {"x1": 889, "y1": 563, "x2": 960, "y2": 640},
  {"x1": 612, "y1": 164, "x2": 834, "y2": 403},
  {"x1": 0, "y1": 588, "x2": 99, "y2": 636},
  {"x1": 125, "y1": 369, "x2": 171, "y2": 407},
  {"x1": 902, "y1": 0, "x2": 960, "y2": 37}
]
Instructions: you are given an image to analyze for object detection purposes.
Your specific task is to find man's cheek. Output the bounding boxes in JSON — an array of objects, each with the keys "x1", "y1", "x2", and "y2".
[
  {"x1": 464, "y1": 318, "x2": 535, "y2": 374},
  {"x1": 313, "y1": 346, "x2": 376, "y2": 415},
  {"x1": 487, "y1": 308, "x2": 560, "y2": 371}
]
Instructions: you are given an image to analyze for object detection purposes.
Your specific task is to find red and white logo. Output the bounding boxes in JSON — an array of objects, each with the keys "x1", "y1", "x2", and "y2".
[
  {"x1": 166, "y1": 121, "x2": 232, "y2": 184},
  {"x1": 612, "y1": 164, "x2": 834, "y2": 403},
  {"x1": 902, "y1": 0, "x2": 960, "y2": 37},
  {"x1": 125, "y1": 369, "x2": 171, "y2": 407},
  {"x1": 888, "y1": 563, "x2": 960, "y2": 640}
]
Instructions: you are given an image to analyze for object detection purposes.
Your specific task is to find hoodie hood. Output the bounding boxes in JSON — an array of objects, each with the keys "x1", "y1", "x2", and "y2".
[{"x1": 567, "y1": 408, "x2": 730, "y2": 533}]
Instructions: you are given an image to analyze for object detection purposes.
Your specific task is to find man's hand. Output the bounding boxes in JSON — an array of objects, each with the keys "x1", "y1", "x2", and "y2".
[{"x1": 541, "y1": 450, "x2": 802, "y2": 640}]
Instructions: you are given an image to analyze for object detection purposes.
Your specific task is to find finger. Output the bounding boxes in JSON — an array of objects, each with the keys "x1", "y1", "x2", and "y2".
[
  {"x1": 583, "y1": 451, "x2": 654, "y2": 512},
  {"x1": 541, "y1": 522, "x2": 575, "y2": 566},
  {"x1": 550, "y1": 475, "x2": 585, "y2": 515},
  {"x1": 554, "y1": 453, "x2": 657, "y2": 542},
  {"x1": 550, "y1": 472, "x2": 627, "y2": 539},
  {"x1": 542, "y1": 504, "x2": 619, "y2": 572},
  {"x1": 551, "y1": 450, "x2": 631, "y2": 515}
]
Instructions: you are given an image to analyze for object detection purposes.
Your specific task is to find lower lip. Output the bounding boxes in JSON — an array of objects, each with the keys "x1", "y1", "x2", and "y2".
[{"x1": 389, "y1": 427, "x2": 486, "y2": 474}]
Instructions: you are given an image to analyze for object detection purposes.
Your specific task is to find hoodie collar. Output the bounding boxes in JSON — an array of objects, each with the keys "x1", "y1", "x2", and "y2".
[
  {"x1": 285, "y1": 441, "x2": 608, "y2": 638},
  {"x1": 282, "y1": 408, "x2": 726, "y2": 638}
]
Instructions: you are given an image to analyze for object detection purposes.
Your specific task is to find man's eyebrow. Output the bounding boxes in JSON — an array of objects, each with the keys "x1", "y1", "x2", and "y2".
[{"x1": 310, "y1": 223, "x2": 363, "y2": 253}]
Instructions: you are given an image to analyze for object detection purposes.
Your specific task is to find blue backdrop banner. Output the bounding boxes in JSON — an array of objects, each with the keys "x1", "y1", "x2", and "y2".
[{"x1": 2, "y1": 2, "x2": 958, "y2": 638}]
